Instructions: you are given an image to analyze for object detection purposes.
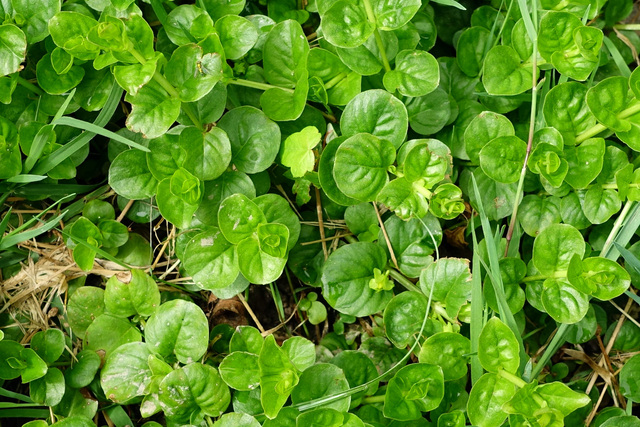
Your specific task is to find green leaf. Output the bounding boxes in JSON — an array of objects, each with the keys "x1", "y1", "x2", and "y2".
[
  {"x1": 564, "y1": 138, "x2": 605, "y2": 189},
  {"x1": 30, "y1": 367, "x2": 64, "y2": 406},
  {"x1": 218, "y1": 193, "x2": 266, "y2": 244},
  {"x1": 156, "y1": 175, "x2": 200, "y2": 229},
  {"x1": 230, "y1": 326, "x2": 264, "y2": 354},
  {"x1": 218, "y1": 106, "x2": 281, "y2": 174},
  {"x1": 213, "y1": 413, "x2": 261, "y2": 427},
  {"x1": 67, "y1": 287, "x2": 105, "y2": 338},
  {"x1": 582, "y1": 185, "x2": 621, "y2": 224},
  {"x1": 418, "y1": 332, "x2": 470, "y2": 381},
  {"x1": 30, "y1": 329, "x2": 65, "y2": 365},
  {"x1": 253, "y1": 194, "x2": 301, "y2": 250},
  {"x1": 482, "y1": 45, "x2": 533, "y2": 96},
  {"x1": 165, "y1": 44, "x2": 223, "y2": 102},
  {"x1": 259, "y1": 334, "x2": 299, "y2": 419},
  {"x1": 164, "y1": 4, "x2": 214, "y2": 46},
  {"x1": 341, "y1": 89, "x2": 408, "y2": 149},
  {"x1": 321, "y1": 242, "x2": 392, "y2": 316},
  {"x1": 419, "y1": 258, "x2": 472, "y2": 319},
  {"x1": 384, "y1": 291, "x2": 429, "y2": 348},
  {"x1": 66, "y1": 350, "x2": 101, "y2": 389},
  {"x1": 321, "y1": 1, "x2": 373, "y2": 48},
  {"x1": 100, "y1": 342, "x2": 153, "y2": 403},
  {"x1": 104, "y1": 270, "x2": 160, "y2": 318},
  {"x1": 582, "y1": 257, "x2": 630, "y2": 300},
  {"x1": 145, "y1": 299, "x2": 209, "y2": 364},
  {"x1": 586, "y1": 76, "x2": 634, "y2": 132},
  {"x1": 263, "y1": 20, "x2": 309, "y2": 88},
  {"x1": 532, "y1": 224, "x2": 585, "y2": 276},
  {"x1": 536, "y1": 382, "x2": 591, "y2": 416},
  {"x1": 125, "y1": 80, "x2": 181, "y2": 139},
  {"x1": 383, "y1": 49, "x2": 439, "y2": 97},
  {"x1": 467, "y1": 373, "x2": 516, "y2": 427},
  {"x1": 183, "y1": 228, "x2": 239, "y2": 290},
  {"x1": 237, "y1": 234, "x2": 288, "y2": 284},
  {"x1": 542, "y1": 279, "x2": 590, "y2": 324},
  {"x1": 159, "y1": 363, "x2": 230, "y2": 422},
  {"x1": 543, "y1": 82, "x2": 596, "y2": 146},
  {"x1": 84, "y1": 314, "x2": 142, "y2": 358},
  {"x1": 518, "y1": 195, "x2": 562, "y2": 237},
  {"x1": 48, "y1": 12, "x2": 100, "y2": 61},
  {"x1": 281, "y1": 126, "x2": 321, "y2": 178},
  {"x1": 379, "y1": 213, "x2": 441, "y2": 278},
  {"x1": 219, "y1": 352, "x2": 260, "y2": 391},
  {"x1": 371, "y1": 0, "x2": 421, "y2": 30},
  {"x1": 620, "y1": 353, "x2": 640, "y2": 401},
  {"x1": 20, "y1": 348, "x2": 48, "y2": 383},
  {"x1": 456, "y1": 26, "x2": 491, "y2": 77},
  {"x1": 0, "y1": 340, "x2": 24, "y2": 380},
  {"x1": 329, "y1": 351, "x2": 379, "y2": 405},
  {"x1": 383, "y1": 363, "x2": 444, "y2": 421},
  {"x1": 479, "y1": 135, "x2": 527, "y2": 183},
  {"x1": 291, "y1": 364, "x2": 350, "y2": 412},
  {"x1": 216, "y1": 15, "x2": 258, "y2": 60},
  {"x1": 478, "y1": 317, "x2": 520, "y2": 374},
  {"x1": 317, "y1": 136, "x2": 360, "y2": 206},
  {"x1": 109, "y1": 150, "x2": 158, "y2": 200},
  {"x1": 333, "y1": 133, "x2": 395, "y2": 202},
  {"x1": 0, "y1": 25, "x2": 26, "y2": 77},
  {"x1": 36, "y1": 54, "x2": 84, "y2": 95},
  {"x1": 282, "y1": 337, "x2": 316, "y2": 372},
  {"x1": 377, "y1": 177, "x2": 429, "y2": 220}
]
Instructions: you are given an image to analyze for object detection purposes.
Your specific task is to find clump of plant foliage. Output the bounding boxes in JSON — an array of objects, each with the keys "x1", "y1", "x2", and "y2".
[{"x1": 1, "y1": 0, "x2": 640, "y2": 426}]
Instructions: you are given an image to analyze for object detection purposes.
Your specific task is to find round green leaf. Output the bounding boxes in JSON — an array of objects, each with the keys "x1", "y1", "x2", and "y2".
[
  {"x1": 321, "y1": 1, "x2": 374, "y2": 48},
  {"x1": 100, "y1": 342, "x2": 152, "y2": 403},
  {"x1": 383, "y1": 363, "x2": 444, "y2": 421},
  {"x1": 66, "y1": 350, "x2": 101, "y2": 389},
  {"x1": 30, "y1": 329, "x2": 64, "y2": 365},
  {"x1": 482, "y1": 45, "x2": 533, "y2": 96},
  {"x1": 320, "y1": 242, "x2": 392, "y2": 317},
  {"x1": 542, "y1": 279, "x2": 590, "y2": 324},
  {"x1": 467, "y1": 373, "x2": 516, "y2": 427},
  {"x1": 478, "y1": 317, "x2": 520, "y2": 374},
  {"x1": 419, "y1": 258, "x2": 472, "y2": 319},
  {"x1": 329, "y1": 351, "x2": 379, "y2": 405},
  {"x1": 219, "y1": 352, "x2": 260, "y2": 391},
  {"x1": 582, "y1": 257, "x2": 631, "y2": 300},
  {"x1": 145, "y1": 299, "x2": 209, "y2": 364},
  {"x1": 84, "y1": 314, "x2": 142, "y2": 358},
  {"x1": 383, "y1": 49, "x2": 439, "y2": 97},
  {"x1": 159, "y1": 363, "x2": 230, "y2": 422},
  {"x1": 124, "y1": 80, "x2": 181, "y2": 140},
  {"x1": 418, "y1": 332, "x2": 470, "y2": 381},
  {"x1": 341, "y1": 89, "x2": 408, "y2": 149},
  {"x1": 291, "y1": 363, "x2": 351, "y2": 412},
  {"x1": 533, "y1": 223, "x2": 585, "y2": 276},
  {"x1": 217, "y1": 15, "x2": 258, "y2": 60},
  {"x1": 67, "y1": 286, "x2": 105, "y2": 338},
  {"x1": 371, "y1": 0, "x2": 421, "y2": 30},
  {"x1": 479, "y1": 135, "x2": 527, "y2": 184},
  {"x1": 183, "y1": 229, "x2": 239, "y2": 290},
  {"x1": 333, "y1": 133, "x2": 395, "y2": 202},
  {"x1": 213, "y1": 413, "x2": 261, "y2": 427},
  {"x1": 0, "y1": 24, "x2": 26, "y2": 77},
  {"x1": 217, "y1": 106, "x2": 281, "y2": 174},
  {"x1": 109, "y1": 150, "x2": 158, "y2": 200},
  {"x1": 620, "y1": 353, "x2": 640, "y2": 401},
  {"x1": 383, "y1": 291, "x2": 428, "y2": 348},
  {"x1": 317, "y1": 136, "x2": 360, "y2": 206}
]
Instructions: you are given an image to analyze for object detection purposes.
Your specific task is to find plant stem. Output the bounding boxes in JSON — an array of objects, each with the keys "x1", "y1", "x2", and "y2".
[
  {"x1": 614, "y1": 24, "x2": 640, "y2": 30},
  {"x1": 16, "y1": 76, "x2": 44, "y2": 96},
  {"x1": 128, "y1": 47, "x2": 202, "y2": 129},
  {"x1": 361, "y1": 0, "x2": 391, "y2": 72},
  {"x1": 575, "y1": 102, "x2": 640, "y2": 144},
  {"x1": 498, "y1": 369, "x2": 528, "y2": 388},
  {"x1": 374, "y1": 203, "x2": 399, "y2": 269},
  {"x1": 388, "y1": 268, "x2": 420, "y2": 293},
  {"x1": 504, "y1": 30, "x2": 538, "y2": 257},
  {"x1": 227, "y1": 78, "x2": 295, "y2": 94},
  {"x1": 324, "y1": 72, "x2": 348, "y2": 90},
  {"x1": 360, "y1": 395, "x2": 386, "y2": 404}
]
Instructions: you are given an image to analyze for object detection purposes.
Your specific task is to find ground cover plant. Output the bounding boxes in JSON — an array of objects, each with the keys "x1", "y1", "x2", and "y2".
[{"x1": 1, "y1": 0, "x2": 640, "y2": 426}]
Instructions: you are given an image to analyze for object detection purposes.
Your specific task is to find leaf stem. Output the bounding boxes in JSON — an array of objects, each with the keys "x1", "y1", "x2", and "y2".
[
  {"x1": 374, "y1": 203, "x2": 399, "y2": 269},
  {"x1": 324, "y1": 72, "x2": 348, "y2": 90},
  {"x1": 127, "y1": 46, "x2": 202, "y2": 129},
  {"x1": 360, "y1": 395, "x2": 386, "y2": 404},
  {"x1": 16, "y1": 76, "x2": 44, "y2": 96},
  {"x1": 575, "y1": 102, "x2": 640, "y2": 144},
  {"x1": 361, "y1": 0, "x2": 391, "y2": 72},
  {"x1": 388, "y1": 268, "x2": 420, "y2": 293},
  {"x1": 498, "y1": 369, "x2": 528, "y2": 388},
  {"x1": 614, "y1": 24, "x2": 640, "y2": 30},
  {"x1": 226, "y1": 78, "x2": 295, "y2": 94}
]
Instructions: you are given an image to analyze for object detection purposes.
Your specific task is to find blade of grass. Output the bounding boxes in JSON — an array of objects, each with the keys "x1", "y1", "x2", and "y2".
[
  {"x1": 603, "y1": 36, "x2": 632, "y2": 78},
  {"x1": 52, "y1": 117, "x2": 150, "y2": 152},
  {"x1": 0, "y1": 207, "x2": 12, "y2": 237},
  {"x1": 0, "y1": 210, "x2": 67, "y2": 250},
  {"x1": 471, "y1": 174, "x2": 528, "y2": 373},
  {"x1": 0, "y1": 387, "x2": 33, "y2": 403},
  {"x1": 2, "y1": 183, "x2": 99, "y2": 197},
  {"x1": 32, "y1": 83, "x2": 124, "y2": 175},
  {"x1": 5, "y1": 174, "x2": 47, "y2": 183},
  {"x1": 470, "y1": 215, "x2": 485, "y2": 385}
]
